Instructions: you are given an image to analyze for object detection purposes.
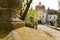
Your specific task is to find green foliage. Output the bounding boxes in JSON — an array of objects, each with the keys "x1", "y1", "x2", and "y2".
[
  {"x1": 57, "y1": 18, "x2": 60, "y2": 27},
  {"x1": 27, "y1": 9, "x2": 41, "y2": 20},
  {"x1": 57, "y1": 13, "x2": 60, "y2": 27},
  {"x1": 25, "y1": 20, "x2": 35, "y2": 28},
  {"x1": 25, "y1": 9, "x2": 41, "y2": 28}
]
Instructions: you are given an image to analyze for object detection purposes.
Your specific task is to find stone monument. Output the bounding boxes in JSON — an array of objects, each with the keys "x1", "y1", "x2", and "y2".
[
  {"x1": 0, "y1": 0, "x2": 25, "y2": 38},
  {"x1": 0, "y1": 0, "x2": 24, "y2": 29}
]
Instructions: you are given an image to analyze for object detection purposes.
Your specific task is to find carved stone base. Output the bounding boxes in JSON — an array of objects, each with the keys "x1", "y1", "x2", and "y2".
[
  {"x1": 0, "y1": 9, "x2": 25, "y2": 29},
  {"x1": 0, "y1": 20, "x2": 25, "y2": 29}
]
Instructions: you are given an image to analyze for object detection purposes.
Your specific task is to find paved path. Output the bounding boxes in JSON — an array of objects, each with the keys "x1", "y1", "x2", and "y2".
[{"x1": 37, "y1": 25, "x2": 60, "y2": 40}]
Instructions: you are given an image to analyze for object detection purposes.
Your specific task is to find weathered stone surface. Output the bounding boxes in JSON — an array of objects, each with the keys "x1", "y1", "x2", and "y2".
[
  {"x1": 0, "y1": 27, "x2": 54, "y2": 40},
  {"x1": 0, "y1": 0, "x2": 23, "y2": 10},
  {"x1": 0, "y1": 21, "x2": 25, "y2": 29},
  {"x1": 0, "y1": 9, "x2": 25, "y2": 29}
]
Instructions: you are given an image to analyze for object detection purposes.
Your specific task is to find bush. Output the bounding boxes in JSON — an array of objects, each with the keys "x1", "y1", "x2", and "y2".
[
  {"x1": 57, "y1": 13, "x2": 60, "y2": 27},
  {"x1": 25, "y1": 20, "x2": 35, "y2": 28},
  {"x1": 25, "y1": 9, "x2": 41, "y2": 28}
]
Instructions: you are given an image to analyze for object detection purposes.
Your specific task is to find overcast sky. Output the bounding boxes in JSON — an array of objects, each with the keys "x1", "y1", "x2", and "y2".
[{"x1": 31, "y1": 0, "x2": 59, "y2": 10}]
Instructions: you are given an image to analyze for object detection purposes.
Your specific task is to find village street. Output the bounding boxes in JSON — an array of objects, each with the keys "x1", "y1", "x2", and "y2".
[{"x1": 37, "y1": 24, "x2": 60, "y2": 40}]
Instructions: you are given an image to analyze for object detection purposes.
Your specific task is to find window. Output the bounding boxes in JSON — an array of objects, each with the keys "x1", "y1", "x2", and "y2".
[{"x1": 50, "y1": 16, "x2": 51, "y2": 19}]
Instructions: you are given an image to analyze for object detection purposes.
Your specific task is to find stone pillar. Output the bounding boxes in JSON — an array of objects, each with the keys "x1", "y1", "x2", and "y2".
[
  {"x1": 0, "y1": 8, "x2": 25, "y2": 29},
  {"x1": 0, "y1": 0, "x2": 25, "y2": 39},
  {"x1": 0, "y1": 0, "x2": 25, "y2": 30},
  {"x1": 0, "y1": 0, "x2": 25, "y2": 29}
]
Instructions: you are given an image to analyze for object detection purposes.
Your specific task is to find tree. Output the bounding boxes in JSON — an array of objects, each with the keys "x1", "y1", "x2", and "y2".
[
  {"x1": 20, "y1": 0, "x2": 33, "y2": 20},
  {"x1": 57, "y1": 12, "x2": 60, "y2": 27}
]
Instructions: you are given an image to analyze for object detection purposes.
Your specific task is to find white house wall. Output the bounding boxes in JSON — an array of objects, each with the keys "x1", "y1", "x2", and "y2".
[{"x1": 47, "y1": 15, "x2": 58, "y2": 22}]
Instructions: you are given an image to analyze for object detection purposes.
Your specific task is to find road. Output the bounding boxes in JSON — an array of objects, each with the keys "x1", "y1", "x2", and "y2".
[{"x1": 37, "y1": 25, "x2": 60, "y2": 40}]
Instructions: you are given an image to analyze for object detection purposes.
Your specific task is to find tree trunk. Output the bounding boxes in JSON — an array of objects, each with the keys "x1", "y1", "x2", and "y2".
[{"x1": 21, "y1": 0, "x2": 32, "y2": 20}]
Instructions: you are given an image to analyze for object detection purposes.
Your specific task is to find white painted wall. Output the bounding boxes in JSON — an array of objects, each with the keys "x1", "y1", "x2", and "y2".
[
  {"x1": 38, "y1": 10, "x2": 47, "y2": 23},
  {"x1": 47, "y1": 15, "x2": 58, "y2": 22}
]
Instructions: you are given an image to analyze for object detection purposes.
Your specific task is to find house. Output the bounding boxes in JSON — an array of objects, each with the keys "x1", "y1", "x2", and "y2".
[{"x1": 47, "y1": 8, "x2": 58, "y2": 26}]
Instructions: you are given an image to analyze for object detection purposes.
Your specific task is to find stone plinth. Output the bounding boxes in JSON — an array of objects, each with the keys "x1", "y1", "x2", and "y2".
[{"x1": 0, "y1": 8, "x2": 25, "y2": 29}]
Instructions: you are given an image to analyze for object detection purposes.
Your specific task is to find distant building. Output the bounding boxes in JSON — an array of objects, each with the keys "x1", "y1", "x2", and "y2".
[
  {"x1": 47, "y1": 8, "x2": 58, "y2": 26},
  {"x1": 36, "y1": 2, "x2": 47, "y2": 24},
  {"x1": 35, "y1": 2, "x2": 58, "y2": 25}
]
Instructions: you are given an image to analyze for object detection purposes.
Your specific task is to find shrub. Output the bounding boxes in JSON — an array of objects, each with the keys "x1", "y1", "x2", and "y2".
[{"x1": 25, "y1": 9, "x2": 41, "y2": 28}]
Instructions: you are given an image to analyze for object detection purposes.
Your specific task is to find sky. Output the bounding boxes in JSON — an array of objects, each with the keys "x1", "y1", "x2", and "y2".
[{"x1": 31, "y1": 0, "x2": 59, "y2": 10}]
